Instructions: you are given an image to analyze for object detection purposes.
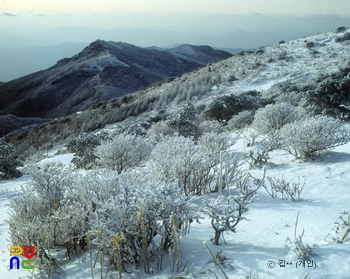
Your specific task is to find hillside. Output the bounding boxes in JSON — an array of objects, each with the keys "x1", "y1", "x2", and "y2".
[
  {"x1": 4, "y1": 27, "x2": 350, "y2": 154},
  {"x1": 0, "y1": 41, "x2": 231, "y2": 119},
  {"x1": 1, "y1": 28, "x2": 350, "y2": 279}
]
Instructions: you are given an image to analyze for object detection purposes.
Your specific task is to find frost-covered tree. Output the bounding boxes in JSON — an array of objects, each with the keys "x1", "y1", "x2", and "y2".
[
  {"x1": 95, "y1": 132, "x2": 152, "y2": 173},
  {"x1": 204, "y1": 91, "x2": 262, "y2": 122},
  {"x1": 168, "y1": 102, "x2": 201, "y2": 139},
  {"x1": 252, "y1": 102, "x2": 305, "y2": 134},
  {"x1": 278, "y1": 115, "x2": 350, "y2": 158},
  {"x1": 0, "y1": 141, "x2": 22, "y2": 179},
  {"x1": 66, "y1": 132, "x2": 103, "y2": 169}
]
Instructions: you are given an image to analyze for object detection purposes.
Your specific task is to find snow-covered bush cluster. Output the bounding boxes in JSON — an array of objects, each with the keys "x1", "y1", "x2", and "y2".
[
  {"x1": 7, "y1": 163, "x2": 198, "y2": 275},
  {"x1": 278, "y1": 116, "x2": 350, "y2": 158},
  {"x1": 7, "y1": 163, "x2": 84, "y2": 273},
  {"x1": 252, "y1": 102, "x2": 306, "y2": 135},
  {"x1": 153, "y1": 71, "x2": 214, "y2": 110},
  {"x1": 90, "y1": 171, "x2": 197, "y2": 272},
  {"x1": 95, "y1": 132, "x2": 152, "y2": 173},
  {"x1": 228, "y1": 110, "x2": 255, "y2": 130},
  {"x1": 150, "y1": 132, "x2": 233, "y2": 195},
  {"x1": 167, "y1": 102, "x2": 202, "y2": 139},
  {"x1": 250, "y1": 103, "x2": 350, "y2": 159}
]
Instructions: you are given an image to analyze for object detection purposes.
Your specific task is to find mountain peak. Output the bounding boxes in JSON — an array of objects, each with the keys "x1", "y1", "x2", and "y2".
[{"x1": 0, "y1": 41, "x2": 232, "y2": 118}]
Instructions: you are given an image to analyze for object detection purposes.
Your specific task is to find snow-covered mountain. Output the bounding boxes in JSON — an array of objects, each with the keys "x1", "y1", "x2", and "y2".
[
  {"x1": 0, "y1": 41, "x2": 231, "y2": 119},
  {"x1": 4, "y1": 27, "x2": 350, "y2": 153},
  {"x1": 1, "y1": 27, "x2": 350, "y2": 279}
]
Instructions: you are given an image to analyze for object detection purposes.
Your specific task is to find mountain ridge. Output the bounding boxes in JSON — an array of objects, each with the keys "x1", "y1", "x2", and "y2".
[{"x1": 0, "y1": 41, "x2": 232, "y2": 119}]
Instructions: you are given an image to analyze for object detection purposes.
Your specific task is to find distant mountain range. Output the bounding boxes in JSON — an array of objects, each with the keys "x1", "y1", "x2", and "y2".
[
  {"x1": 0, "y1": 27, "x2": 315, "y2": 82},
  {"x1": 0, "y1": 41, "x2": 232, "y2": 119},
  {"x1": 1, "y1": 27, "x2": 304, "y2": 50}
]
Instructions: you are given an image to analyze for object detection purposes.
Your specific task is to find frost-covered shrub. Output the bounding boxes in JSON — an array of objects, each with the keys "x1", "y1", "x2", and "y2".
[
  {"x1": 201, "y1": 172, "x2": 264, "y2": 245},
  {"x1": 0, "y1": 141, "x2": 22, "y2": 179},
  {"x1": 7, "y1": 163, "x2": 87, "y2": 274},
  {"x1": 227, "y1": 110, "x2": 255, "y2": 130},
  {"x1": 198, "y1": 132, "x2": 242, "y2": 192},
  {"x1": 246, "y1": 146, "x2": 272, "y2": 169},
  {"x1": 95, "y1": 132, "x2": 152, "y2": 173},
  {"x1": 8, "y1": 162, "x2": 196, "y2": 275},
  {"x1": 252, "y1": 102, "x2": 305, "y2": 134},
  {"x1": 306, "y1": 67, "x2": 350, "y2": 119},
  {"x1": 327, "y1": 211, "x2": 350, "y2": 243},
  {"x1": 198, "y1": 132, "x2": 234, "y2": 157},
  {"x1": 204, "y1": 91, "x2": 262, "y2": 122},
  {"x1": 279, "y1": 116, "x2": 350, "y2": 158},
  {"x1": 204, "y1": 98, "x2": 226, "y2": 122},
  {"x1": 305, "y1": 41, "x2": 315, "y2": 48},
  {"x1": 90, "y1": 171, "x2": 197, "y2": 272},
  {"x1": 153, "y1": 73, "x2": 213, "y2": 109},
  {"x1": 263, "y1": 176, "x2": 306, "y2": 201},
  {"x1": 273, "y1": 91, "x2": 303, "y2": 106},
  {"x1": 335, "y1": 26, "x2": 347, "y2": 33},
  {"x1": 286, "y1": 212, "x2": 315, "y2": 260},
  {"x1": 146, "y1": 120, "x2": 176, "y2": 142},
  {"x1": 335, "y1": 32, "x2": 350, "y2": 43},
  {"x1": 198, "y1": 120, "x2": 225, "y2": 134},
  {"x1": 150, "y1": 136, "x2": 217, "y2": 195},
  {"x1": 174, "y1": 73, "x2": 213, "y2": 104}
]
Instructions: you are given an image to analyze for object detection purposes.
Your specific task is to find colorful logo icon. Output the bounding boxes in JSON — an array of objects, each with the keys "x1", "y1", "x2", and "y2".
[{"x1": 9, "y1": 246, "x2": 35, "y2": 270}]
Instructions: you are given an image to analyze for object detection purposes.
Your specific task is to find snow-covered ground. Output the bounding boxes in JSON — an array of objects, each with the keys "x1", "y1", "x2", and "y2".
[{"x1": 1, "y1": 140, "x2": 350, "y2": 279}]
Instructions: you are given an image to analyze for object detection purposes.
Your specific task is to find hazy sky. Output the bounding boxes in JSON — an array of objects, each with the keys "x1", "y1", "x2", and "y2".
[
  {"x1": 2, "y1": 0, "x2": 350, "y2": 16},
  {"x1": 1, "y1": 0, "x2": 350, "y2": 47}
]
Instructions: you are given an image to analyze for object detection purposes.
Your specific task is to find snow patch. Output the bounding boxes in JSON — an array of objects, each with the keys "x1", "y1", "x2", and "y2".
[{"x1": 84, "y1": 53, "x2": 129, "y2": 71}]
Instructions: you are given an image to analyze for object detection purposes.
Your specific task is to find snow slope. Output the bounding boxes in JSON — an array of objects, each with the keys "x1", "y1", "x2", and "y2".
[{"x1": 1, "y1": 141, "x2": 350, "y2": 279}]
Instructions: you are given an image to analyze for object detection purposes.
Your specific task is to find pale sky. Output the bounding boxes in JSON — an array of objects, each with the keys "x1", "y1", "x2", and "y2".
[
  {"x1": 1, "y1": 0, "x2": 350, "y2": 48},
  {"x1": 1, "y1": 0, "x2": 350, "y2": 16},
  {"x1": 0, "y1": 0, "x2": 350, "y2": 16}
]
